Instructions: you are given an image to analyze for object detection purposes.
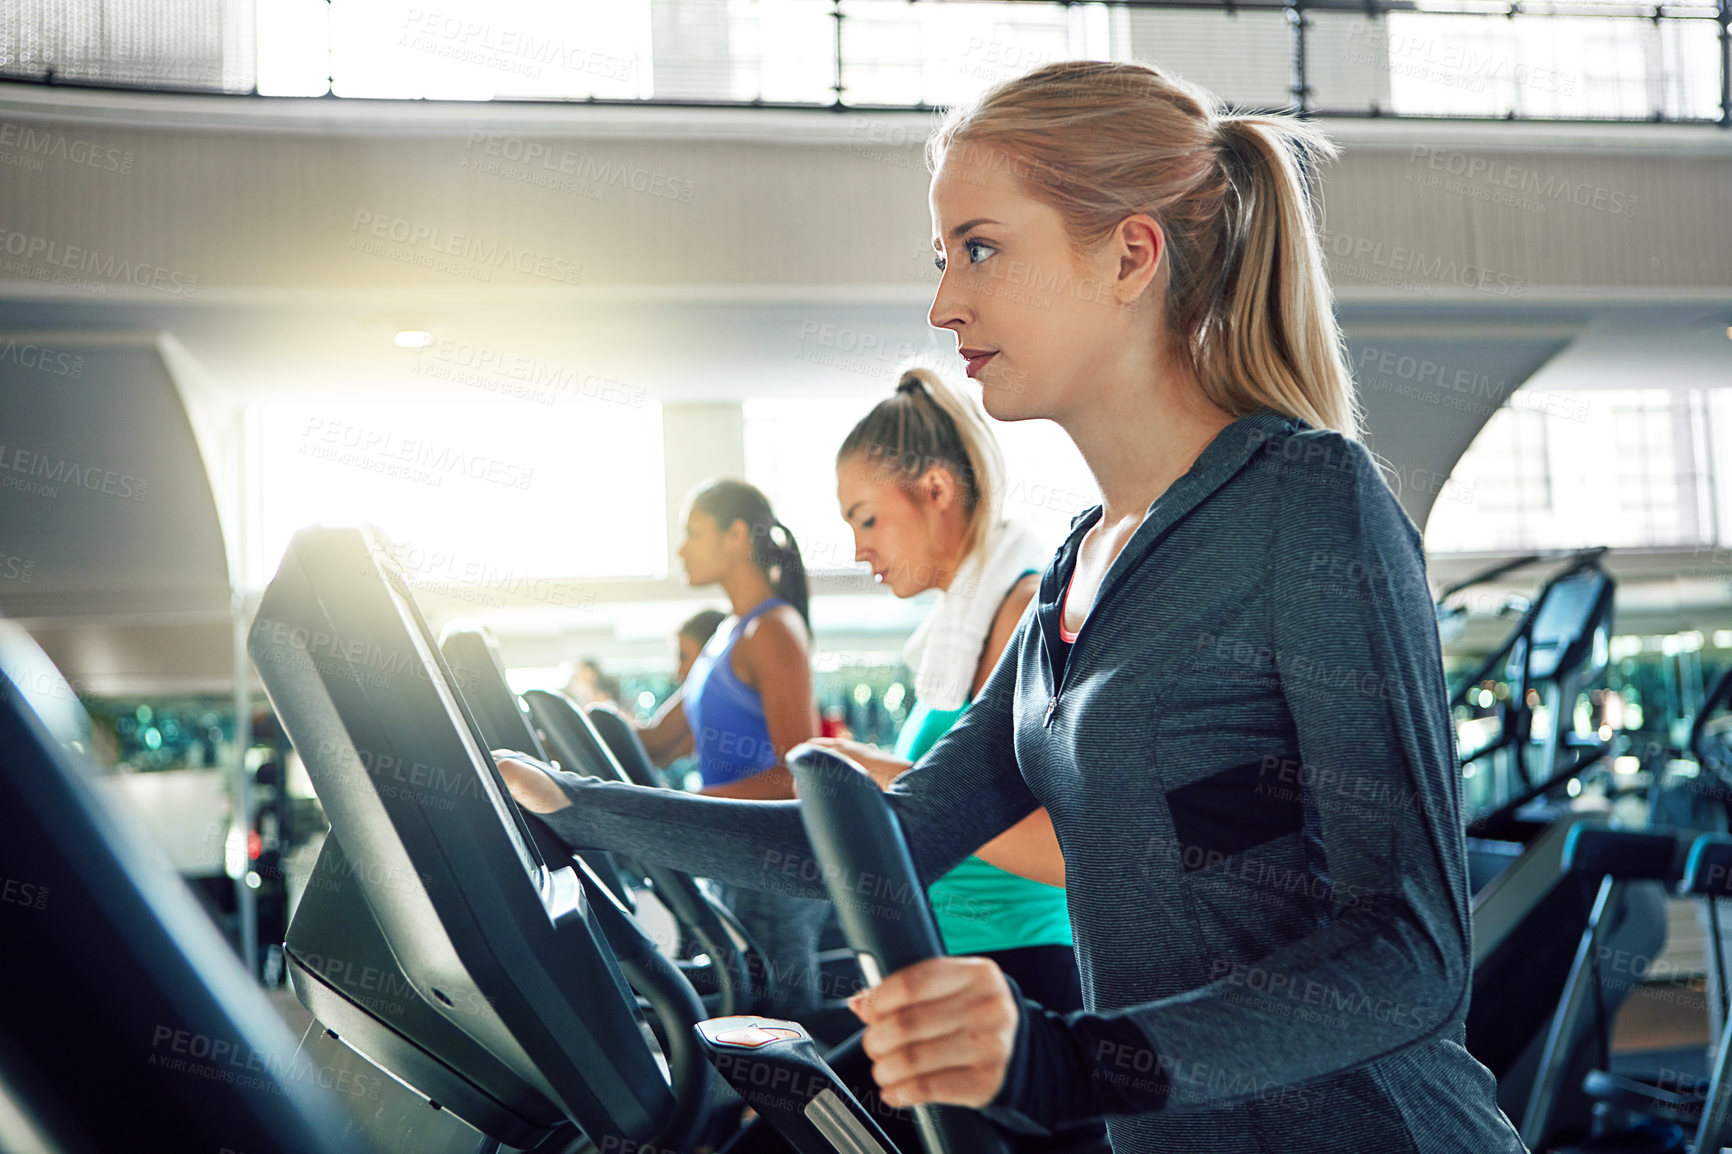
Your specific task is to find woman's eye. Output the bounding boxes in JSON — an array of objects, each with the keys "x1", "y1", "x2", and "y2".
[
  {"x1": 934, "y1": 240, "x2": 995, "y2": 273},
  {"x1": 861, "y1": 517, "x2": 875, "y2": 529}
]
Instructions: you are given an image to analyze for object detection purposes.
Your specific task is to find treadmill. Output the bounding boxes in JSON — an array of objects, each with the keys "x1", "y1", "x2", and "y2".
[
  {"x1": 436, "y1": 620, "x2": 639, "y2": 911},
  {"x1": 1454, "y1": 551, "x2": 1670, "y2": 1134}
]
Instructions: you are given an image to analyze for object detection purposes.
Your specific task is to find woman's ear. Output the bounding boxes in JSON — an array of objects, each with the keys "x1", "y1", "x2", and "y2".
[
  {"x1": 919, "y1": 465, "x2": 958, "y2": 512},
  {"x1": 720, "y1": 517, "x2": 752, "y2": 558},
  {"x1": 1111, "y1": 213, "x2": 1165, "y2": 306}
]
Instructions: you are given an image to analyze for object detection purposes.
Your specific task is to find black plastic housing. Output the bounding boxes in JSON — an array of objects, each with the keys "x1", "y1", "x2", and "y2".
[{"x1": 252, "y1": 524, "x2": 674, "y2": 1147}]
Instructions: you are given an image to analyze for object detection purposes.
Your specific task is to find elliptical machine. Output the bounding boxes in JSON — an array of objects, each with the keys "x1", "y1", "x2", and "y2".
[{"x1": 251, "y1": 525, "x2": 1014, "y2": 1154}]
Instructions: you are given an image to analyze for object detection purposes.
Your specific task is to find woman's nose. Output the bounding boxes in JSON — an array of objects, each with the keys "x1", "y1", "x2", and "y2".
[{"x1": 928, "y1": 265, "x2": 967, "y2": 332}]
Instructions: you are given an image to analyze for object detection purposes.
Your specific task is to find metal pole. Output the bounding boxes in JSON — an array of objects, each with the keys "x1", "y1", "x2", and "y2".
[
  {"x1": 229, "y1": 404, "x2": 258, "y2": 978},
  {"x1": 832, "y1": 0, "x2": 846, "y2": 110},
  {"x1": 1720, "y1": 0, "x2": 1731, "y2": 126},
  {"x1": 231, "y1": 590, "x2": 257, "y2": 977},
  {"x1": 1289, "y1": 0, "x2": 1311, "y2": 114}
]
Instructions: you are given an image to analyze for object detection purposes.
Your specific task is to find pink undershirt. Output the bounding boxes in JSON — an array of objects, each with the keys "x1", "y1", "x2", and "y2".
[{"x1": 1059, "y1": 570, "x2": 1081, "y2": 644}]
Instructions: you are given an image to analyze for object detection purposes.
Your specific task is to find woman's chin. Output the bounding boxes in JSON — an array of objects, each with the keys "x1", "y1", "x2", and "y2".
[
  {"x1": 889, "y1": 574, "x2": 933, "y2": 600},
  {"x1": 982, "y1": 370, "x2": 1056, "y2": 422},
  {"x1": 876, "y1": 567, "x2": 910, "y2": 599},
  {"x1": 977, "y1": 379, "x2": 1024, "y2": 420}
]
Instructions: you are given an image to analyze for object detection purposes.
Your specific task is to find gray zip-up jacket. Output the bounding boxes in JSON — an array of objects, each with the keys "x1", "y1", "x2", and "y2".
[{"x1": 537, "y1": 409, "x2": 1529, "y2": 1153}]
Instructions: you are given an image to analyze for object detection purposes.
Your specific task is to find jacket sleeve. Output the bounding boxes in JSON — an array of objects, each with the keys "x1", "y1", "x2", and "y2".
[
  {"x1": 985, "y1": 432, "x2": 1473, "y2": 1129},
  {"x1": 534, "y1": 615, "x2": 1043, "y2": 898}
]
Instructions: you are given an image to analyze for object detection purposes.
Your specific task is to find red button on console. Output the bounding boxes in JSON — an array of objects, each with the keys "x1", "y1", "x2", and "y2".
[{"x1": 712, "y1": 1025, "x2": 803, "y2": 1048}]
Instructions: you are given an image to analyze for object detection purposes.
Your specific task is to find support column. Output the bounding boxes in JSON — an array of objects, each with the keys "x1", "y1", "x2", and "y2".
[{"x1": 661, "y1": 403, "x2": 747, "y2": 574}]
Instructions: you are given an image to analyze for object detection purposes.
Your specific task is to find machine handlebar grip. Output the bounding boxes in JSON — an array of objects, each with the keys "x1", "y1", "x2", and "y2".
[{"x1": 788, "y1": 745, "x2": 1013, "y2": 1154}]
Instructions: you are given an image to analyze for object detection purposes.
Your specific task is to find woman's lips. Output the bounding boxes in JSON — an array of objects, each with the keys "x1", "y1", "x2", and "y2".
[{"x1": 960, "y1": 349, "x2": 996, "y2": 379}]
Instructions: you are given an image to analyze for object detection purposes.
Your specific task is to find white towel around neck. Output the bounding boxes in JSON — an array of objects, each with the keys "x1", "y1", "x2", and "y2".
[{"x1": 901, "y1": 519, "x2": 1050, "y2": 712}]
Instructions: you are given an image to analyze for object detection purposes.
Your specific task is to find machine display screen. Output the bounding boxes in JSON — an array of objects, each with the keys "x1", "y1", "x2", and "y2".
[{"x1": 377, "y1": 555, "x2": 544, "y2": 888}]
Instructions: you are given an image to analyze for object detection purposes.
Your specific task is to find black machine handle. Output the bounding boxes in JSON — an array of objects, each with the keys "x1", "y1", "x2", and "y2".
[
  {"x1": 582, "y1": 701, "x2": 667, "y2": 788},
  {"x1": 1561, "y1": 823, "x2": 1686, "y2": 884},
  {"x1": 787, "y1": 745, "x2": 1012, "y2": 1154},
  {"x1": 695, "y1": 1015, "x2": 901, "y2": 1153},
  {"x1": 523, "y1": 689, "x2": 631, "y2": 783}
]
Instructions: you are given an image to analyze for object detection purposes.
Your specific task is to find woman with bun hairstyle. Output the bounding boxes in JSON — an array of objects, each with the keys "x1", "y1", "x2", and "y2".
[
  {"x1": 818, "y1": 366, "x2": 1074, "y2": 987},
  {"x1": 800, "y1": 364, "x2": 1106, "y2": 1152},
  {"x1": 502, "y1": 61, "x2": 1527, "y2": 1152},
  {"x1": 628, "y1": 478, "x2": 832, "y2": 1016}
]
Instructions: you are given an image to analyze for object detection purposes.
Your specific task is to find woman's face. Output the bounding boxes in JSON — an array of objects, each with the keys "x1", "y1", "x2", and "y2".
[
  {"x1": 675, "y1": 633, "x2": 704, "y2": 684},
  {"x1": 676, "y1": 509, "x2": 733, "y2": 588},
  {"x1": 836, "y1": 454, "x2": 959, "y2": 598},
  {"x1": 927, "y1": 142, "x2": 1154, "y2": 425}
]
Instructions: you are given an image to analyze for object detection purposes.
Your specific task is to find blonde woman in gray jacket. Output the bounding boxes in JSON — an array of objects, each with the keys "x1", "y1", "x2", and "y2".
[{"x1": 501, "y1": 60, "x2": 1527, "y2": 1154}]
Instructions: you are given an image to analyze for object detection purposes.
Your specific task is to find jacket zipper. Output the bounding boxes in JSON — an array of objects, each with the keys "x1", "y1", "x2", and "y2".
[
  {"x1": 1041, "y1": 511, "x2": 1165, "y2": 729},
  {"x1": 1043, "y1": 610, "x2": 1100, "y2": 729}
]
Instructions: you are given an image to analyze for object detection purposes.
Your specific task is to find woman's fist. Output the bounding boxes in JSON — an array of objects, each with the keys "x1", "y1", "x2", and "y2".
[
  {"x1": 493, "y1": 752, "x2": 573, "y2": 815},
  {"x1": 804, "y1": 736, "x2": 913, "y2": 791},
  {"x1": 850, "y1": 955, "x2": 1019, "y2": 1109}
]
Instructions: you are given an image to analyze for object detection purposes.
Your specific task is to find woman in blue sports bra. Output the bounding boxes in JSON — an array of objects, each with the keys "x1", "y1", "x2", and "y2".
[
  {"x1": 632, "y1": 479, "x2": 817, "y2": 796},
  {"x1": 628, "y1": 478, "x2": 831, "y2": 1014}
]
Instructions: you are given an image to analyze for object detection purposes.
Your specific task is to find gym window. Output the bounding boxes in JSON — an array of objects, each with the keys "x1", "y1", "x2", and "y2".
[{"x1": 254, "y1": 400, "x2": 667, "y2": 587}]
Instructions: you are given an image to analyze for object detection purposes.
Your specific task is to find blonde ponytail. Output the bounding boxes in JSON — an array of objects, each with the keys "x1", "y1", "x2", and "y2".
[{"x1": 1202, "y1": 117, "x2": 1358, "y2": 438}]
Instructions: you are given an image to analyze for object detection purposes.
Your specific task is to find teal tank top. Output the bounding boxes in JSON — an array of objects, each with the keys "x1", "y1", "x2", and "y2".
[{"x1": 894, "y1": 699, "x2": 1074, "y2": 955}]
